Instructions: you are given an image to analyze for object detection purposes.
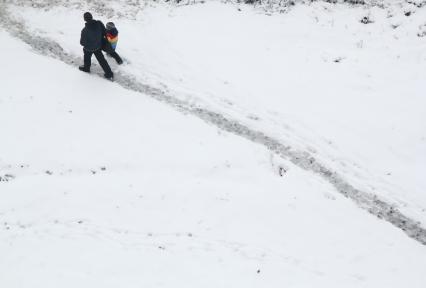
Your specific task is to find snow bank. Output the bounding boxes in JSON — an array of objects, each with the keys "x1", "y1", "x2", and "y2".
[{"x1": 1, "y1": 0, "x2": 426, "y2": 286}]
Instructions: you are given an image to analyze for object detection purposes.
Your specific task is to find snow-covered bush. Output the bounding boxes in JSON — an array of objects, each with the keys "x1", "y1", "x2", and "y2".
[
  {"x1": 418, "y1": 23, "x2": 426, "y2": 37},
  {"x1": 6, "y1": 0, "x2": 424, "y2": 17}
]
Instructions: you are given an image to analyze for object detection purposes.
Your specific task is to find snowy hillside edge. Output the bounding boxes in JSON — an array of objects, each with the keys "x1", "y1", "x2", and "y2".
[{"x1": 0, "y1": 1, "x2": 425, "y2": 246}]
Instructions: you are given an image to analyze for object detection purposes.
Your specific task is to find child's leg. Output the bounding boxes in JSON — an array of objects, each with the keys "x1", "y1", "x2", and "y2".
[{"x1": 110, "y1": 50, "x2": 123, "y2": 64}]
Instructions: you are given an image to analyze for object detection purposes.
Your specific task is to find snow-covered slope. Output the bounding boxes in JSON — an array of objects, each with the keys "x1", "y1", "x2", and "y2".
[
  {"x1": 8, "y1": 0, "x2": 426, "y2": 225},
  {"x1": 1, "y1": 1, "x2": 426, "y2": 287}
]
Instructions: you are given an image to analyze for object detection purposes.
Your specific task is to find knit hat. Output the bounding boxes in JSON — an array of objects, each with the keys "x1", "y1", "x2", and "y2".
[
  {"x1": 106, "y1": 22, "x2": 116, "y2": 30},
  {"x1": 84, "y1": 12, "x2": 93, "y2": 22}
]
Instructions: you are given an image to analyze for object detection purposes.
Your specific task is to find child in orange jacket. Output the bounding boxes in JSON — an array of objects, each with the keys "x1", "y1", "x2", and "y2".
[{"x1": 103, "y1": 22, "x2": 123, "y2": 64}]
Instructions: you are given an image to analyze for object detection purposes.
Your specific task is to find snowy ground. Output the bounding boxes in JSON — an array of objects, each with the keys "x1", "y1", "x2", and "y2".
[
  {"x1": 8, "y1": 0, "x2": 426, "y2": 223},
  {"x1": 1, "y1": 0, "x2": 426, "y2": 287}
]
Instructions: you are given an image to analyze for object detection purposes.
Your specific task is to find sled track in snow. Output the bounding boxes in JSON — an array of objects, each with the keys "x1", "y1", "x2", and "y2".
[{"x1": 1, "y1": 4, "x2": 425, "y2": 246}]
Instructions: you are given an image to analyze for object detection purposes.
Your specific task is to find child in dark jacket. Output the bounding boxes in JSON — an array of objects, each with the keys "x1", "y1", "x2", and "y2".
[{"x1": 103, "y1": 22, "x2": 123, "y2": 65}]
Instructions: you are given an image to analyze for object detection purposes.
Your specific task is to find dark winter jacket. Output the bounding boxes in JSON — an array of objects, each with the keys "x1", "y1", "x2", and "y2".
[{"x1": 80, "y1": 20, "x2": 106, "y2": 52}]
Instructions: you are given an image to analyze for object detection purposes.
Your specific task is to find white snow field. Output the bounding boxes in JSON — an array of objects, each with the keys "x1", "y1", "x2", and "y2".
[
  {"x1": 8, "y1": 0, "x2": 426, "y2": 224},
  {"x1": 1, "y1": 0, "x2": 426, "y2": 287}
]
